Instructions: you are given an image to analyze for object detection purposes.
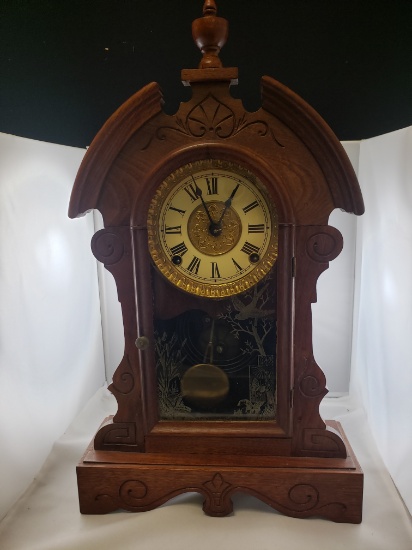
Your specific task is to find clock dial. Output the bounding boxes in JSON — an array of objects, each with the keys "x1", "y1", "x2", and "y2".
[{"x1": 147, "y1": 159, "x2": 278, "y2": 298}]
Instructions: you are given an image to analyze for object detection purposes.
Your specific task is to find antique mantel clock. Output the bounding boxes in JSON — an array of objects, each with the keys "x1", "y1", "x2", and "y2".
[{"x1": 69, "y1": 0, "x2": 364, "y2": 522}]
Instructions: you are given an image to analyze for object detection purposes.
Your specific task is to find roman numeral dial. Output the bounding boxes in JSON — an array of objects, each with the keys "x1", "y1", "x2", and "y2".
[{"x1": 147, "y1": 160, "x2": 278, "y2": 298}]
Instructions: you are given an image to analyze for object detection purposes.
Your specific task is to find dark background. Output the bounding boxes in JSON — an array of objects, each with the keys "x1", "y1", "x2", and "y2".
[{"x1": 1, "y1": 0, "x2": 412, "y2": 148}]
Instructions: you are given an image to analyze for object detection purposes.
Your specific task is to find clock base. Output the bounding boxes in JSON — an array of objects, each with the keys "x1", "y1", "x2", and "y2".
[{"x1": 77, "y1": 420, "x2": 363, "y2": 522}]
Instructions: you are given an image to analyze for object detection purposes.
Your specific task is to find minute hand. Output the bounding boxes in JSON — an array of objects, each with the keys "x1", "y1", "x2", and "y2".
[
  {"x1": 192, "y1": 176, "x2": 215, "y2": 225},
  {"x1": 217, "y1": 184, "x2": 240, "y2": 225}
]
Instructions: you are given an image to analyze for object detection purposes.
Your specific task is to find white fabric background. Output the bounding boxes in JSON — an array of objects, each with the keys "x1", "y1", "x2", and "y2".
[
  {"x1": 351, "y1": 126, "x2": 412, "y2": 513},
  {"x1": 0, "y1": 134, "x2": 105, "y2": 520},
  {"x1": 0, "y1": 128, "x2": 411, "y2": 537},
  {"x1": 313, "y1": 141, "x2": 360, "y2": 395}
]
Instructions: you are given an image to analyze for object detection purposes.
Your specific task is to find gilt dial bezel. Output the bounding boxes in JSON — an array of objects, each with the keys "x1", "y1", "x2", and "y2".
[{"x1": 147, "y1": 159, "x2": 278, "y2": 298}]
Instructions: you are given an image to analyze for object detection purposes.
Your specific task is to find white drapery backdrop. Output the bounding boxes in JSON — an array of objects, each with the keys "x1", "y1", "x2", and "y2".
[
  {"x1": 0, "y1": 129, "x2": 410, "y2": 520},
  {"x1": 351, "y1": 126, "x2": 412, "y2": 514},
  {"x1": 0, "y1": 134, "x2": 105, "y2": 520}
]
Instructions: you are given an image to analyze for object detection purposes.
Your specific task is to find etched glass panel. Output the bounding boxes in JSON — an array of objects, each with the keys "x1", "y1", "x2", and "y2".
[{"x1": 154, "y1": 270, "x2": 277, "y2": 420}]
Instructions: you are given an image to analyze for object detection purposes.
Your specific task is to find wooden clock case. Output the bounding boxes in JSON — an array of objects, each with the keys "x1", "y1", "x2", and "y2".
[{"x1": 69, "y1": 1, "x2": 364, "y2": 522}]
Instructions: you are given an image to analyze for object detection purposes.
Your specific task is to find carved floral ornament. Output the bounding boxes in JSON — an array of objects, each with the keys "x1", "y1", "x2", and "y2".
[
  {"x1": 142, "y1": 93, "x2": 285, "y2": 150},
  {"x1": 93, "y1": 471, "x2": 347, "y2": 518}
]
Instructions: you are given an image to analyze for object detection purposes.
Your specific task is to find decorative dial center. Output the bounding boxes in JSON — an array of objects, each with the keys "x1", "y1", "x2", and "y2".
[{"x1": 188, "y1": 201, "x2": 241, "y2": 256}]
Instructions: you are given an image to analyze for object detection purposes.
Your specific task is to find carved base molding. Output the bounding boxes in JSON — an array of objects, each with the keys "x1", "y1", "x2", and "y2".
[{"x1": 77, "y1": 421, "x2": 363, "y2": 523}]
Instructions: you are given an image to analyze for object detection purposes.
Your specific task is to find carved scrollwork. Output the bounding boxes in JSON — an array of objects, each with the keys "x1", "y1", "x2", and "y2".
[
  {"x1": 298, "y1": 357, "x2": 327, "y2": 399},
  {"x1": 306, "y1": 229, "x2": 342, "y2": 263},
  {"x1": 101, "y1": 422, "x2": 137, "y2": 446},
  {"x1": 299, "y1": 374, "x2": 327, "y2": 398},
  {"x1": 84, "y1": 469, "x2": 354, "y2": 519},
  {"x1": 119, "y1": 480, "x2": 148, "y2": 505},
  {"x1": 93, "y1": 480, "x2": 148, "y2": 511},
  {"x1": 248, "y1": 483, "x2": 347, "y2": 518},
  {"x1": 111, "y1": 355, "x2": 135, "y2": 395},
  {"x1": 288, "y1": 484, "x2": 319, "y2": 511},
  {"x1": 141, "y1": 93, "x2": 284, "y2": 149},
  {"x1": 112, "y1": 372, "x2": 134, "y2": 394},
  {"x1": 91, "y1": 229, "x2": 125, "y2": 265}
]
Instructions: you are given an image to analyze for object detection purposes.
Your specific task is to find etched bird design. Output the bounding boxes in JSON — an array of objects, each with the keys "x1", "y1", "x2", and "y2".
[{"x1": 231, "y1": 284, "x2": 276, "y2": 320}]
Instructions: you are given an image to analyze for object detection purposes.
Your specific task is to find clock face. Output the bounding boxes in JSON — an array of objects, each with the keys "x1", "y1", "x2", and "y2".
[{"x1": 147, "y1": 159, "x2": 278, "y2": 298}]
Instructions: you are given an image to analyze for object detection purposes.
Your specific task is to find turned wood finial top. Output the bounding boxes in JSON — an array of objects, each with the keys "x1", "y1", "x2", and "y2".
[
  {"x1": 192, "y1": 0, "x2": 228, "y2": 69},
  {"x1": 203, "y1": 0, "x2": 217, "y2": 16}
]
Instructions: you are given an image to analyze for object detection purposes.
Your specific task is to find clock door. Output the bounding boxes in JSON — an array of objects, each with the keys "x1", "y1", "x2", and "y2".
[
  {"x1": 131, "y1": 158, "x2": 295, "y2": 455},
  {"x1": 145, "y1": 158, "x2": 281, "y2": 426}
]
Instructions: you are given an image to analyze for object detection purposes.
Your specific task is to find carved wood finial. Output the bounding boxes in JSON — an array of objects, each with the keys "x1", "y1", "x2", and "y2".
[
  {"x1": 203, "y1": 0, "x2": 217, "y2": 16},
  {"x1": 192, "y1": 0, "x2": 228, "y2": 69}
]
